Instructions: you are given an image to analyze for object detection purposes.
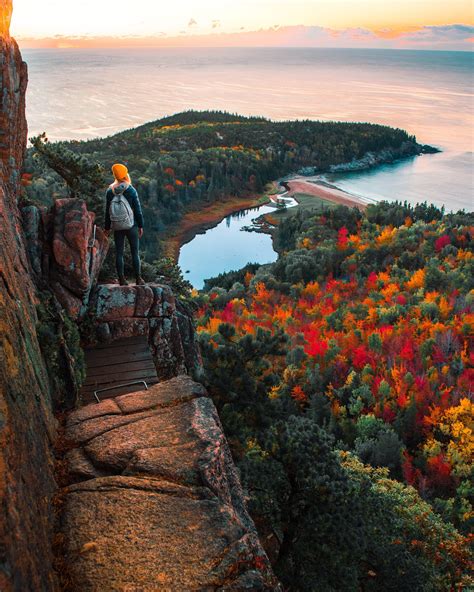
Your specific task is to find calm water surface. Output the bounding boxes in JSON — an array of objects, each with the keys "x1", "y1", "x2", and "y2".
[
  {"x1": 179, "y1": 206, "x2": 279, "y2": 289},
  {"x1": 24, "y1": 47, "x2": 473, "y2": 210}
]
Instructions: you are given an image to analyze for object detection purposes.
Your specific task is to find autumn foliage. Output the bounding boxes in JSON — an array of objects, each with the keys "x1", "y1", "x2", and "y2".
[{"x1": 197, "y1": 202, "x2": 474, "y2": 537}]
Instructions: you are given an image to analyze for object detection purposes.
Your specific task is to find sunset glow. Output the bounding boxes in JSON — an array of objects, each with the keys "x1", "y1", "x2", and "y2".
[{"x1": 11, "y1": 0, "x2": 474, "y2": 49}]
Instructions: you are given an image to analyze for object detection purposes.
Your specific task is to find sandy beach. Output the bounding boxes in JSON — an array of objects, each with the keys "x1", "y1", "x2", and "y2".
[
  {"x1": 282, "y1": 176, "x2": 368, "y2": 210},
  {"x1": 167, "y1": 177, "x2": 368, "y2": 261}
]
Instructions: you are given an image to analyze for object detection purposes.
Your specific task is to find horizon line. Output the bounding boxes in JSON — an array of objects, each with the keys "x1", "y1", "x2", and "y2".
[{"x1": 19, "y1": 44, "x2": 474, "y2": 53}]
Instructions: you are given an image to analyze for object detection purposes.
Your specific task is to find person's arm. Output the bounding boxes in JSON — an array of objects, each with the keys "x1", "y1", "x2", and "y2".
[
  {"x1": 129, "y1": 187, "x2": 144, "y2": 231},
  {"x1": 104, "y1": 189, "x2": 113, "y2": 232}
]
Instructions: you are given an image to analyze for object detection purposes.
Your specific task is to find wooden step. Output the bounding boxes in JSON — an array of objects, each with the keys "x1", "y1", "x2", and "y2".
[{"x1": 79, "y1": 336, "x2": 159, "y2": 405}]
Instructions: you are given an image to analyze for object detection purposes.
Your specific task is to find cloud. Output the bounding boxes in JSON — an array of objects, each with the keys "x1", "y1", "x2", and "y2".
[
  {"x1": 188, "y1": 18, "x2": 197, "y2": 27},
  {"x1": 17, "y1": 23, "x2": 474, "y2": 50},
  {"x1": 395, "y1": 24, "x2": 474, "y2": 45},
  {"x1": 249, "y1": 23, "x2": 474, "y2": 49}
]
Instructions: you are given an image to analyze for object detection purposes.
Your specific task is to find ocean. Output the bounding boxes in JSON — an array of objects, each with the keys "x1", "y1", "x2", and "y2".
[{"x1": 23, "y1": 47, "x2": 473, "y2": 211}]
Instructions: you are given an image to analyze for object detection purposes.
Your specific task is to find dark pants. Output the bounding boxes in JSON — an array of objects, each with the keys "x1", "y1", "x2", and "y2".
[{"x1": 114, "y1": 225, "x2": 141, "y2": 278}]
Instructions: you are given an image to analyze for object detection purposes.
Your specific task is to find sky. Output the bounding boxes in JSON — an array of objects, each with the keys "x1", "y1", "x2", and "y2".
[{"x1": 10, "y1": 0, "x2": 474, "y2": 49}]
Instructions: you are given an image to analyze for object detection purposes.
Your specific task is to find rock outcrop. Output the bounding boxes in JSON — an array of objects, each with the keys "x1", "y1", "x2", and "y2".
[
  {"x1": 0, "y1": 3, "x2": 59, "y2": 589},
  {"x1": 0, "y1": 0, "x2": 26, "y2": 191},
  {"x1": 22, "y1": 200, "x2": 201, "y2": 375},
  {"x1": 22, "y1": 198, "x2": 108, "y2": 319},
  {"x1": 61, "y1": 376, "x2": 280, "y2": 591},
  {"x1": 327, "y1": 141, "x2": 433, "y2": 173},
  {"x1": 91, "y1": 283, "x2": 202, "y2": 379}
]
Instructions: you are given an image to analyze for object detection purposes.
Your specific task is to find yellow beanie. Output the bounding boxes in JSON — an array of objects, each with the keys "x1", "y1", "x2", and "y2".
[{"x1": 112, "y1": 163, "x2": 130, "y2": 182}]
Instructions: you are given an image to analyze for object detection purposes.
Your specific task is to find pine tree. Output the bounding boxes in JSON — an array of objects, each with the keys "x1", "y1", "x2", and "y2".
[{"x1": 30, "y1": 133, "x2": 106, "y2": 220}]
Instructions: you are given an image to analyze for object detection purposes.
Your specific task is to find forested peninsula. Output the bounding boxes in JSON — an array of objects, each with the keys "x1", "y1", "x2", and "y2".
[{"x1": 23, "y1": 110, "x2": 434, "y2": 262}]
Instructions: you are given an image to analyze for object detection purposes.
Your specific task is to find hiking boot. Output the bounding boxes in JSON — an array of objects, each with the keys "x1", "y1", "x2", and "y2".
[
  {"x1": 136, "y1": 276, "x2": 145, "y2": 286},
  {"x1": 119, "y1": 276, "x2": 128, "y2": 286}
]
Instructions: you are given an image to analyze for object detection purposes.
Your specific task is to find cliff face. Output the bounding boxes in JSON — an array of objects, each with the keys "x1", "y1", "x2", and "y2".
[
  {"x1": 0, "y1": 2, "x2": 59, "y2": 589},
  {"x1": 22, "y1": 198, "x2": 109, "y2": 319}
]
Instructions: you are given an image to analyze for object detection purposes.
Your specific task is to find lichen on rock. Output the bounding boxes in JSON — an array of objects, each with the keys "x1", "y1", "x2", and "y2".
[
  {"x1": 22, "y1": 198, "x2": 109, "y2": 319},
  {"x1": 0, "y1": 5, "x2": 59, "y2": 588},
  {"x1": 91, "y1": 283, "x2": 202, "y2": 379}
]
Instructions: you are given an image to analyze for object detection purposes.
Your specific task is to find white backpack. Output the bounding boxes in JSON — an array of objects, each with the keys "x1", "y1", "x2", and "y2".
[{"x1": 109, "y1": 184, "x2": 134, "y2": 231}]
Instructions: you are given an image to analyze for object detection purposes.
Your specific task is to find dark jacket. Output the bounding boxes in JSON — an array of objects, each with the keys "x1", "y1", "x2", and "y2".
[{"x1": 104, "y1": 185, "x2": 144, "y2": 231}]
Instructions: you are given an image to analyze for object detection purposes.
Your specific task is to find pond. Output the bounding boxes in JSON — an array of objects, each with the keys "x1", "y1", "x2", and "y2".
[{"x1": 178, "y1": 200, "x2": 295, "y2": 289}]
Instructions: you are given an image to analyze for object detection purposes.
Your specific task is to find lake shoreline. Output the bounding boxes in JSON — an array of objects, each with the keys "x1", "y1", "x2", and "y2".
[
  {"x1": 163, "y1": 194, "x2": 270, "y2": 261},
  {"x1": 167, "y1": 176, "x2": 366, "y2": 264}
]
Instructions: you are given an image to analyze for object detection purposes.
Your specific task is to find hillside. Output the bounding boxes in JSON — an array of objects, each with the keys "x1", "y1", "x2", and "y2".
[
  {"x1": 23, "y1": 110, "x2": 432, "y2": 261},
  {"x1": 10, "y1": 46, "x2": 472, "y2": 592},
  {"x1": 195, "y1": 200, "x2": 474, "y2": 590}
]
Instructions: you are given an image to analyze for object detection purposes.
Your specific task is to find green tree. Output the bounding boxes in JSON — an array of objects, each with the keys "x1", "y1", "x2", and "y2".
[
  {"x1": 198, "y1": 323, "x2": 287, "y2": 444},
  {"x1": 30, "y1": 133, "x2": 106, "y2": 220}
]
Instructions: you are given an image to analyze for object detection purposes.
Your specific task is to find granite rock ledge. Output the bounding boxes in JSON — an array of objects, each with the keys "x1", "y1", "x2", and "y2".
[
  {"x1": 61, "y1": 376, "x2": 281, "y2": 591},
  {"x1": 91, "y1": 283, "x2": 202, "y2": 380}
]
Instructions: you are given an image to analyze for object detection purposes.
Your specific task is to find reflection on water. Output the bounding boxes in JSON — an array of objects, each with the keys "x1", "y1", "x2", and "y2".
[{"x1": 178, "y1": 204, "x2": 280, "y2": 289}]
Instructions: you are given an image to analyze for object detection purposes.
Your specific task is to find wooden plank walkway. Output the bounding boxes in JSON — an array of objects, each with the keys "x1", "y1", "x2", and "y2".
[{"x1": 80, "y1": 336, "x2": 159, "y2": 405}]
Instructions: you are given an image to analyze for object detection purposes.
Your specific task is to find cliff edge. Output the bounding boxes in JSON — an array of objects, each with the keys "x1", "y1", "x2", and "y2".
[
  {"x1": 60, "y1": 376, "x2": 279, "y2": 590},
  {"x1": 0, "y1": 1, "x2": 59, "y2": 589}
]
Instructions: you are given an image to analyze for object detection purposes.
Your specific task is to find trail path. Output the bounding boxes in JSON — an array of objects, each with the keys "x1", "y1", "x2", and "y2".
[{"x1": 61, "y1": 341, "x2": 279, "y2": 590}]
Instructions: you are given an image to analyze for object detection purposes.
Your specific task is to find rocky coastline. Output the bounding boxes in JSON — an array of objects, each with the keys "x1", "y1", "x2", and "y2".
[{"x1": 295, "y1": 140, "x2": 439, "y2": 177}]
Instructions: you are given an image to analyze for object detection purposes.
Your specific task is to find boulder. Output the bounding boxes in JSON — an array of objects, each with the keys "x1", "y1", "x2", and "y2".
[
  {"x1": 92, "y1": 284, "x2": 137, "y2": 321},
  {"x1": 89, "y1": 283, "x2": 201, "y2": 378},
  {"x1": 148, "y1": 284, "x2": 164, "y2": 316},
  {"x1": 149, "y1": 283, "x2": 175, "y2": 317},
  {"x1": 107, "y1": 318, "x2": 149, "y2": 341},
  {"x1": 176, "y1": 300, "x2": 203, "y2": 376},
  {"x1": 149, "y1": 316, "x2": 187, "y2": 379},
  {"x1": 21, "y1": 198, "x2": 109, "y2": 318},
  {"x1": 134, "y1": 284, "x2": 154, "y2": 317},
  {"x1": 51, "y1": 199, "x2": 108, "y2": 299},
  {"x1": 62, "y1": 377, "x2": 281, "y2": 591}
]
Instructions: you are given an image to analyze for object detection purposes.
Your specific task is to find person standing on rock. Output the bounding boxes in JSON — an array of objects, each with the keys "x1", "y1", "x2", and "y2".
[{"x1": 104, "y1": 163, "x2": 145, "y2": 286}]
